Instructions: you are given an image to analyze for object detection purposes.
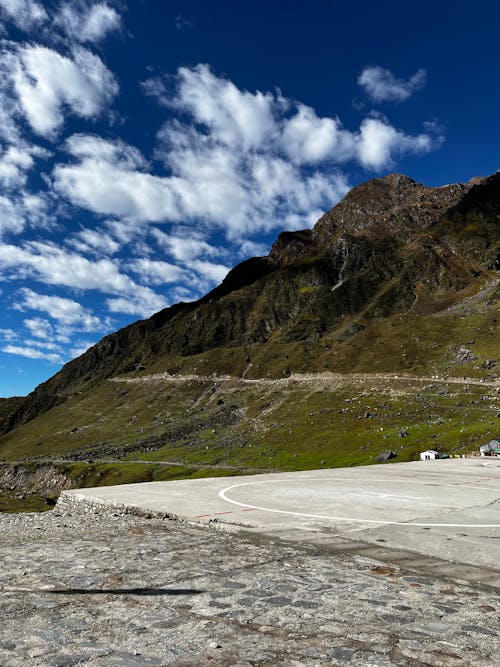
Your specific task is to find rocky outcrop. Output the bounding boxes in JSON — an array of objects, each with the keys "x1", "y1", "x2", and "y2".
[
  {"x1": 0, "y1": 463, "x2": 73, "y2": 495},
  {"x1": 314, "y1": 173, "x2": 477, "y2": 242}
]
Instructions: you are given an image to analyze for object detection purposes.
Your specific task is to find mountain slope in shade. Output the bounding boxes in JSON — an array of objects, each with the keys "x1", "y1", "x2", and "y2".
[{"x1": 1, "y1": 171, "x2": 499, "y2": 436}]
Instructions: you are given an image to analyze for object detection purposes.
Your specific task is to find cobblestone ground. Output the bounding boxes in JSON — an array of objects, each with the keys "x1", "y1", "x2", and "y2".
[{"x1": 0, "y1": 510, "x2": 499, "y2": 666}]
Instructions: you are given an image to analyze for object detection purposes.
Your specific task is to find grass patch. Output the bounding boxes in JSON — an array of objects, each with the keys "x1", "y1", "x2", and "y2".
[{"x1": 0, "y1": 489, "x2": 54, "y2": 513}]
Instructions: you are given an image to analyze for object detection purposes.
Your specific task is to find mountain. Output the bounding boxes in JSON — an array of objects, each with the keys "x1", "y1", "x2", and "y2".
[{"x1": 0, "y1": 172, "x2": 498, "y2": 480}]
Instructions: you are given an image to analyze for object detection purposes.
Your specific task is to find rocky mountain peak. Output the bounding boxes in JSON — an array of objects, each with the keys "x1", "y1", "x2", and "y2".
[{"x1": 313, "y1": 172, "x2": 481, "y2": 244}]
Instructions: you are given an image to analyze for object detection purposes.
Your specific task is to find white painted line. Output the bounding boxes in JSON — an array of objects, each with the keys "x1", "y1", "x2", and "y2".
[
  {"x1": 218, "y1": 477, "x2": 500, "y2": 528},
  {"x1": 482, "y1": 462, "x2": 500, "y2": 469}
]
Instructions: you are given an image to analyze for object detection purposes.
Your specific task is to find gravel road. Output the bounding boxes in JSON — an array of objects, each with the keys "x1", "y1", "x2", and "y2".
[
  {"x1": 0, "y1": 508, "x2": 499, "y2": 666},
  {"x1": 110, "y1": 370, "x2": 500, "y2": 388}
]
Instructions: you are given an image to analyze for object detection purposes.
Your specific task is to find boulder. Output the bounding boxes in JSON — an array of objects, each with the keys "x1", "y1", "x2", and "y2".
[{"x1": 375, "y1": 450, "x2": 397, "y2": 463}]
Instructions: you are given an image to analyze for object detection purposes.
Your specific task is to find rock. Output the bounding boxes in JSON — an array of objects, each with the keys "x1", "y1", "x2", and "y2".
[{"x1": 375, "y1": 450, "x2": 397, "y2": 462}]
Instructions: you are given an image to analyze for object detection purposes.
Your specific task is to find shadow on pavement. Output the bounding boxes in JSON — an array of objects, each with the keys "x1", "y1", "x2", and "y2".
[{"x1": 44, "y1": 587, "x2": 205, "y2": 596}]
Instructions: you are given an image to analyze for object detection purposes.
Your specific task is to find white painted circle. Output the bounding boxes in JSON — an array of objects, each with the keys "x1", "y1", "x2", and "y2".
[{"x1": 218, "y1": 477, "x2": 500, "y2": 528}]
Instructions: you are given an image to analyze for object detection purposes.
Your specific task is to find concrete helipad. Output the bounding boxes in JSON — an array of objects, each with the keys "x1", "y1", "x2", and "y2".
[{"x1": 59, "y1": 459, "x2": 500, "y2": 577}]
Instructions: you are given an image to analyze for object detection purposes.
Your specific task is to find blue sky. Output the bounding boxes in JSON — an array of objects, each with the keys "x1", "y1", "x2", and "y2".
[{"x1": 0, "y1": 0, "x2": 499, "y2": 397}]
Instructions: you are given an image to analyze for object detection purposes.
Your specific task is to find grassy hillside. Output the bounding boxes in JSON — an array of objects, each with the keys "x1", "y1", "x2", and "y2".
[
  {"x1": 0, "y1": 173, "x2": 498, "y2": 503},
  {"x1": 1, "y1": 305, "x2": 498, "y2": 481}
]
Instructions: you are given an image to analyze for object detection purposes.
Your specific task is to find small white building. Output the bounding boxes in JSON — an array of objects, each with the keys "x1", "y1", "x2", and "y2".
[
  {"x1": 480, "y1": 439, "x2": 500, "y2": 456},
  {"x1": 420, "y1": 449, "x2": 440, "y2": 461}
]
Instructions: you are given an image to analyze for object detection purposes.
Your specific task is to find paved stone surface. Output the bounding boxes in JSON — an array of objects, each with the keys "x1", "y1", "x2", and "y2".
[
  {"x1": 0, "y1": 508, "x2": 499, "y2": 666},
  {"x1": 59, "y1": 460, "x2": 500, "y2": 574}
]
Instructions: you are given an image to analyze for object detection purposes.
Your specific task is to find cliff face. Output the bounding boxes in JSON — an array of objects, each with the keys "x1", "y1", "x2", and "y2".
[
  {"x1": 313, "y1": 173, "x2": 475, "y2": 242},
  {"x1": 2, "y1": 171, "x2": 499, "y2": 433}
]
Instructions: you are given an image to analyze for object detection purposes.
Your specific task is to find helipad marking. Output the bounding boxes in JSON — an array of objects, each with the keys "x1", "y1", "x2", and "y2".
[
  {"x1": 218, "y1": 477, "x2": 500, "y2": 528},
  {"x1": 482, "y1": 462, "x2": 500, "y2": 469}
]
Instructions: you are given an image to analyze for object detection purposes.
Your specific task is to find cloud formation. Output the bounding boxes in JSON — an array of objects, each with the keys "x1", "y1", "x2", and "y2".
[
  {"x1": 0, "y1": 240, "x2": 168, "y2": 318},
  {"x1": 0, "y1": 0, "x2": 444, "y2": 383},
  {"x1": 2, "y1": 343, "x2": 62, "y2": 364},
  {"x1": 55, "y1": 2, "x2": 122, "y2": 44},
  {"x1": 358, "y1": 66, "x2": 426, "y2": 103},
  {"x1": 3, "y1": 43, "x2": 118, "y2": 138},
  {"x1": 54, "y1": 65, "x2": 438, "y2": 243},
  {"x1": 0, "y1": 0, "x2": 47, "y2": 32},
  {"x1": 17, "y1": 288, "x2": 102, "y2": 330},
  {"x1": 0, "y1": 1, "x2": 121, "y2": 43}
]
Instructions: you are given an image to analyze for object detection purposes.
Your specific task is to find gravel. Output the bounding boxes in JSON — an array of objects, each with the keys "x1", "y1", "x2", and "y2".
[{"x1": 0, "y1": 508, "x2": 499, "y2": 666}]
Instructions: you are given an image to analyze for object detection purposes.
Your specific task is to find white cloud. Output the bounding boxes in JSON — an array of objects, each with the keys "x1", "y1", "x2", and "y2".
[
  {"x1": 0, "y1": 141, "x2": 49, "y2": 190},
  {"x1": 8, "y1": 44, "x2": 118, "y2": 137},
  {"x1": 356, "y1": 116, "x2": 435, "y2": 169},
  {"x1": 54, "y1": 65, "x2": 438, "y2": 240},
  {"x1": 358, "y1": 66, "x2": 426, "y2": 103},
  {"x1": 237, "y1": 239, "x2": 269, "y2": 258},
  {"x1": 54, "y1": 134, "x2": 180, "y2": 221},
  {"x1": 0, "y1": 190, "x2": 54, "y2": 238},
  {"x1": 54, "y1": 130, "x2": 350, "y2": 236},
  {"x1": 168, "y1": 285, "x2": 196, "y2": 303},
  {"x1": 2, "y1": 344, "x2": 62, "y2": 364},
  {"x1": 0, "y1": 93, "x2": 22, "y2": 145},
  {"x1": 105, "y1": 218, "x2": 149, "y2": 245},
  {"x1": 56, "y1": 2, "x2": 122, "y2": 43},
  {"x1": 23, "y1": 338, "x2": 62, "y2": 351},
  {"x1": 152, "y1": 228, "x2": 222, "y2": 262},
  {"x1": 69, "y1": 227, "x2": 121, "y2": 255},
  {"x1": 0, "y1": 236, "x2": 173, "y2": 326},
  {"x1": 55, "y1": 159, "x2": 180, "y2": 221},
  {"x1": 172, "y1": 64, "x2": 278, "y2": 150},
  {"x1": 64, "y1": 133, "x2": 146, "y2": 168},
  {"x1": 0, "y1": 241, "x2": 167, "y2": 319},
  {"x1": 106, "y1": 292, "x2": 167, "y2": 318},
  {"x1": 0, "y1": 145, "x2": 33, "y2": 188},
  {"x1": 281, "y1": 104, "x2": 354, "y2": 164},
  {"x1": 17, "y1": 287, "x2": 103, "y2": 330},
  {"x1": 0, "y1": 0, "x2": 47, "y2": 31},
  {"x1": 0, "y1": 1, "x2": 122, "y2": 43},
  {"x1": 175, "y1": 15, "x2": 193, "y2": 32},
  {"x1": 191, "y1": 259, "x2": 229, "y2": 284},
  {"x1": 0, "y1": 240, "x2": 133, "y2": 291},
  {"x1": 0, "y1": 195, "x2": 26, "y2": 236},
  {"x1": 128, "y1": 258, "x2": 186, "y2": 285},
  {"x1": 24, "y1": 316, "x2": 57, "y2": 340},
  {"x1": 0, "y1": 327, "x2": 17, "y2": 341}
]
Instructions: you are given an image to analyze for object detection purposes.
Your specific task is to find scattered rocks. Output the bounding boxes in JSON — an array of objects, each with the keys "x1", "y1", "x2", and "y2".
[
  {"x1": 375, "y1": 450, "x2": 397, "y2": 462},
  {"x1": 452, "y1": 346, "x2": 478, "y2": 364}
]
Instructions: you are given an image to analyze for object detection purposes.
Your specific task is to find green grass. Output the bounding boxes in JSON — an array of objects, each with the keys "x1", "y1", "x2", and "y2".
[
  {"x1": 57, "y1": 461, "x2": 244, "y2": 488},
  {"x1": 0, "y1": 300, "x2": 498, "y2": 497},
  {"x1": 4, "y1": 372, "x2": 493, "y2": 475},
  {"x1": 0, "y1": 490, "x2": 54, "y2": 513}
]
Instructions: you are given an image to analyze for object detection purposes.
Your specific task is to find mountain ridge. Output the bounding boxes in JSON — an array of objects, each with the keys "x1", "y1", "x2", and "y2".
[{"x1": 1, "y1": 170, "x2": 499, "y2": 437}]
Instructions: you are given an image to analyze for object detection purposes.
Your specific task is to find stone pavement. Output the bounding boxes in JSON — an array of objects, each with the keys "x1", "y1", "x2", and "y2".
[{"x1": 0, "y1": 507, "x2": 499, "y2": 666}]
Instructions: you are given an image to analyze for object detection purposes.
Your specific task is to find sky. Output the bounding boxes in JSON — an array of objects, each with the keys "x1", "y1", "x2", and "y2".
[{"x1": 0, "y1": 0, "x2": 499, "y2": 397}]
